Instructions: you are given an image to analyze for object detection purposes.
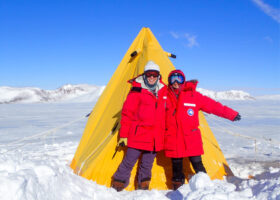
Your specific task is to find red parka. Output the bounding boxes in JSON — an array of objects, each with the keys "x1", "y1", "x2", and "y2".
[
  {"x1": 119, "y1": 75, "x2": 167, "y2": 152},
  {"x1": 164, "y1": 78, "x2": 238, "y2": 158}
]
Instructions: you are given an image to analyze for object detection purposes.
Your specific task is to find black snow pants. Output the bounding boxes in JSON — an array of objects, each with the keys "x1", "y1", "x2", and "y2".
[{"x1": 171, "y1": 155, "x2": 206, "y2": 182}]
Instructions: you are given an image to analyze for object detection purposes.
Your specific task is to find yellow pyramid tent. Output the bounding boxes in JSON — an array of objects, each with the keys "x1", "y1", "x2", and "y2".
[{"x1": 70, "y1": 27, "x2": 233, "y2": 191}]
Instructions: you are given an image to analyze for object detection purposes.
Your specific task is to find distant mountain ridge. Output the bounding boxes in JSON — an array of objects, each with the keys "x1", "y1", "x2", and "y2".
[
  {"x1": 0, "y1": 84, "x2": 256, "y2": 104},
  {"x1": 0, "y1": 84, "x2": 103, "y2": 104},
  {"x1": 197, "y1": 88, "x2": 255, "y2": 100}
]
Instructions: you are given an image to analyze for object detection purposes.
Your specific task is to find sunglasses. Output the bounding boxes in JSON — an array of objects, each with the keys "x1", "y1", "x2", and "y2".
[
  {"x1": 169, "y1": 74, "x2": 185, "y2": 84},
  {"x1": 145, "y1": 71, "x2": 160, "y2": 78}
]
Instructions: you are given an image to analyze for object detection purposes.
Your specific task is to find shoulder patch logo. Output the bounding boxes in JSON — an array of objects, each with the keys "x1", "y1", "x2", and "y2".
[{"x1": 187, "y1": 108, "x2": 194, "y2": 116}]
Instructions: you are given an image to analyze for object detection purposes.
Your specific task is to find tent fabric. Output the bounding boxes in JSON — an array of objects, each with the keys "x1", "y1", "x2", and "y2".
[{"x1": 70, "y1": 27, "x2": 233, "y2": 191}]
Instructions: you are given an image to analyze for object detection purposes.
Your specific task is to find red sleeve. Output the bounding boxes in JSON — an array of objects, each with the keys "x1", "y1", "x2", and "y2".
[
  {"x1": 197, "y1": 92, "x2": 238, "y2": 121},
  {"x1": 119, "y1": 90, "x2": 140, "y2": 138}
]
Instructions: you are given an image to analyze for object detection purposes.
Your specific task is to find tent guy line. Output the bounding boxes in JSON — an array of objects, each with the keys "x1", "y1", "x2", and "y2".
[
  {"x1": 209, "y1": 116, "x2": 280, "y2": 147},
  {"x1": 0, "y1": 113, "x2": 90, "y2": 153},
  {"x1": 0, "y1": 111, "x2": 278, "y2": 156}
]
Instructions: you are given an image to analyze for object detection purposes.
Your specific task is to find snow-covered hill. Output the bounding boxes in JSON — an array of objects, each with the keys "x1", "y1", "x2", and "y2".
[
  {"x1": 0, "y1": 84, "x2": 104, "y2": 104},
  {"x1": 0, "y1": 84, "x2": 254, "y2": 104},
  {"x1": 197, "y1": 88, "x2": 255, "y2": 100}
]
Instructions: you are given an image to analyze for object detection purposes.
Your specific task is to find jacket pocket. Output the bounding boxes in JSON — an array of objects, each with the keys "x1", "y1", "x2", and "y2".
[
  {"x1": 132, "y1": 125, "x2": 153, "y2": 143},
  {"x1": 164, "y1": 130, "x2": 176, "y2": 150},
  {"x1": 183, "y1": 127, "x2": 199, "y2": 136},
  {"x1": 183, "y1": 128, "x2": 203, "y2": 152},
  {"x1": 128, "y1": 122, "x2": 138, "y2": 138},
  {"x1": 134, "y1": 125, "x2": 139, "y2": 135}
]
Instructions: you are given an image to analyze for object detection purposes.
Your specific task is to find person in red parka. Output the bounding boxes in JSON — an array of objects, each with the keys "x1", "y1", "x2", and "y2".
[
  {"x1": 164, "y1": 70, "x2": 241, "y2": 190},
  {"x1": 112, "y1": 61, "x2": 167, "y2": 192}
]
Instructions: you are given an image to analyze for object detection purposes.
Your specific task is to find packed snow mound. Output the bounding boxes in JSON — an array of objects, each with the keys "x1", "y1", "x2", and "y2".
[
  {"x1": 0, "y1": 85, "x2": 255, "y2": 104},
  {"x1": 167, "y1": 172, "x2": 280, "y2": 200},
  {"x1": 197, "y1": 88, "x2": 255, "y2": 100},
  {"x1": 0, "y1": 84, "x2": 104, "y2": 104}
]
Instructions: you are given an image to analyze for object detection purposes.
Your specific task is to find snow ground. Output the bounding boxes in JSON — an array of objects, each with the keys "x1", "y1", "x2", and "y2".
[{"x1": 0, "y1": 99, "x2": 279, "y2": 200}]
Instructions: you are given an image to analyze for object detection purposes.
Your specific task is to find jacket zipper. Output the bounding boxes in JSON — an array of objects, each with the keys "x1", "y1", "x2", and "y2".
[{"x1": 176, "y1": 93, "x2": 188, "y2": 155}]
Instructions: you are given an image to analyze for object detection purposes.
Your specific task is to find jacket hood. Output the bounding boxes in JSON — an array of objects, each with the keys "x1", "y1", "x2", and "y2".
[
  {"x1": 167, "y1": 69, "x2": 198, "y2": 91},
  {"x1": 183, "y1": 80, "x2": 198, "y2": 91},
  {"x1": 168, "y1": 70, "x2": 186, "y2": 85},
  {"x1": 128, "y1": 73, "x2": 163, "y2": 85},
  {"x1": 128, "y1": 74, "x2": 165, "y2": 92}
]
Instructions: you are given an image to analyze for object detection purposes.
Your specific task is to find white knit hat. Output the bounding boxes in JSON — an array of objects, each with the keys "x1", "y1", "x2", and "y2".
[{"x1": 144, "y1": 61, "x2": 160, "y2": 72}]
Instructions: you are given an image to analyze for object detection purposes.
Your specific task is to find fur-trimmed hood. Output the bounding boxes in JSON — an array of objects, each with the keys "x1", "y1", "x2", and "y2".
[{"x1": 128, "y1": 74, "x2": 166, "y2": 94}]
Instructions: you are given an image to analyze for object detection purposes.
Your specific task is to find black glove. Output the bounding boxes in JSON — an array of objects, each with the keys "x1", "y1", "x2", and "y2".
[{"x1": 233, "y1": 113, "x2": 241, "y2": 121}]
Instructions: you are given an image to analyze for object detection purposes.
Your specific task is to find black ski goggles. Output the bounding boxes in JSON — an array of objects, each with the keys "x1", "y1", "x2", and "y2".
[{"x1": 169, "y1": 73, "x2": 185, "y2": 84}]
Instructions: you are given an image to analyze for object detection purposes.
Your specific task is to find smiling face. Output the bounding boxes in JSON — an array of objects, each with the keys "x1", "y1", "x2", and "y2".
[
  {"x1": 168, "y1": 71, "x2": 185, "y2": 89},
  {"x1": 147, "y1": 76, "x2": 158, "y2": 85},
  {"x1": 171, "y1": 81, "x2": 180, "y2": 89},
  {"x1": 144, "y1": 70, "x2": 159, "y2": 85}
]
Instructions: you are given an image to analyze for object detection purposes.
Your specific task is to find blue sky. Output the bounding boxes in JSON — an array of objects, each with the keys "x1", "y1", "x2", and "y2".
[{"x1": 0, "y1": 0, "x2": 279, "y2": 95}]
